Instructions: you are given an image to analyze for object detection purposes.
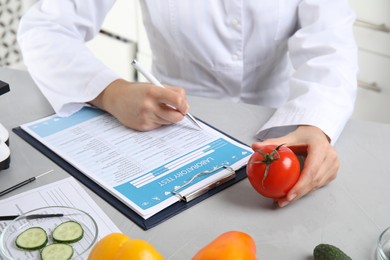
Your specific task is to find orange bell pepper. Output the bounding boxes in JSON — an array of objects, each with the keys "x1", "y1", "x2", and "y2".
[
  {"x1": 192, "y1": 231, "x2": 257, "y2": 260},
  {"x1": 88, "y1": 233, "x2": 163, "y2": 260}
]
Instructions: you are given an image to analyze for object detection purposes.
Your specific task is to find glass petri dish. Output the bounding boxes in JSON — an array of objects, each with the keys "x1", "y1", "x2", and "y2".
[
  {"x1": 0, "y1": 206, "x2": 98, "y2": 260},
  {"x1": 377, "y1": 226, "x2": 390, "y2": 260}
]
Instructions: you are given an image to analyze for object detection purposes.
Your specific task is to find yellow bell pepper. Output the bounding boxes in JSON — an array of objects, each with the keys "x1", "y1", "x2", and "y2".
[{"x1": 88, "y1": 233, "x2": 163, "y2": 260}]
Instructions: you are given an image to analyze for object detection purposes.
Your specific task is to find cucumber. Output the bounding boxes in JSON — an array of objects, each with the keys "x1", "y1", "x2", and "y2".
[
  {"x1": 40, "y1": 243, "x2": 74, "y2": 260},
  {"x1": 313, "y1": 243, "x2": 351, "y2": 260},
  {"x1": 15, "y1": 227, "x2": 48, "y2": 251},
  {"x1": 52, "y1": 221, "x2": 84, "y2": 243}
]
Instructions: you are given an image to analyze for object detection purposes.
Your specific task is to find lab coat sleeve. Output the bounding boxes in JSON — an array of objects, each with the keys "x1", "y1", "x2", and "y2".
[
  {"x1": 257, "y1": 0, "x2": 358, "y2": 144},
  {"x1": 17, "y1": 0, "x2": 119, "y2": 116}
]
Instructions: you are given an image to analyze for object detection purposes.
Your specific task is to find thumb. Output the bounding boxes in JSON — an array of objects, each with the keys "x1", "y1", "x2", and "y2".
[
  {"x1": 252, "y1": 137, "x2": 307, "y2": 156},
  {"x1": 251, "y1": 136, "x2": 291, "y2": 150}
]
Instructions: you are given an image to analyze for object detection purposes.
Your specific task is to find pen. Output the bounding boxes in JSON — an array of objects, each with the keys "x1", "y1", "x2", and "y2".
[
  {"x1": 0, "y1": 169, "x2": 54, "y2": 197},
  {"x1": 131, "y1": 59, "x2": 202, "y2": 129},
  {"x1": 0, "y1": 214, "x2": 64, "y2": 221}
]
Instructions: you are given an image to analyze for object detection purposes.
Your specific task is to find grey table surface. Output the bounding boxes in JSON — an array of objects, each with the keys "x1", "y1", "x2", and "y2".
[{"x1": 1, "y1": 67, "x2": 389, "y2": 259}]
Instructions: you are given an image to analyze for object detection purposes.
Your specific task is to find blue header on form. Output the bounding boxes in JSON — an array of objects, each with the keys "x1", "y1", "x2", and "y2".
[{"x1": 27, "y1": 107, "x2": 105, "y2": 138}]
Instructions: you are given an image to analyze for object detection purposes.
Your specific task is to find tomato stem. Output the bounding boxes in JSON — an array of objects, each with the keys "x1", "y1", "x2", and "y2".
[{"x1": 249, "y1": 144, "x2": 285, "y2": 187}]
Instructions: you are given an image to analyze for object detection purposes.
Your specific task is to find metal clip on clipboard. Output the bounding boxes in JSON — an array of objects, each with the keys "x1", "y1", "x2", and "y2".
[{"x1": 171, "y1": 165, "x2": 236, "y2": 202}]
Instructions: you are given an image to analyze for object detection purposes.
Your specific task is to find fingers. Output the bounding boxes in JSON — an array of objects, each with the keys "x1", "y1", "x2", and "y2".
[
  {"x1": 131, "y1": 87, "x2": 188, "y2": 131},
  {"x1": 252, "y1": 137, "x2": 307, "y2": 156},
  {"x1": 287, "y1": 145, "x2": 308, "y2": 156},
  {"x1": 277, "y1": 143, "x2": 338, "y2": 207},
  {"x1": 147, "y1": 86, "x2": 189, "y2": 127},
  {"x1": 252, "y1": 135, "x2": 296, "y2": 149},
  {"x1": 155, "y1": 102, "x2": 186, "y2": 124},
  {"x1": 153, "y1": 86, "x2": 190, "y2": 115}
]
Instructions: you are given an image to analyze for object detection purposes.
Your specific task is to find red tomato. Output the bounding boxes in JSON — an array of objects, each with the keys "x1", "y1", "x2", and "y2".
[{"x1": 246, "y1": 144, "x2": 301, "y2": 199}]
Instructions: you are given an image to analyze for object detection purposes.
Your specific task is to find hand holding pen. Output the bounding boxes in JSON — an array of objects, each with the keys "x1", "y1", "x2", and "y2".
[
  {"x1": 90, "y1": 62, "x2": 201, "y2": 131},
  {"x1": 131, "y1": 60, "x2": 202, "y2": 129}
]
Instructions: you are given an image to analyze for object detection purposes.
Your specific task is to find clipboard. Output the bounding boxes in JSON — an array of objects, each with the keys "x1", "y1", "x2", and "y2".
[{"x1": 13, "y1": 120, "x2": 249, "y2": 230}]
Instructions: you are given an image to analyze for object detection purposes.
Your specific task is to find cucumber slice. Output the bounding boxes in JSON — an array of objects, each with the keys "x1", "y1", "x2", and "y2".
[
  {"x1": 52, "y1": 221, "x2": 84, "y2": 243},
  {"x1": 15, "y1": 227, "x2": 48, "y2": 251},
  {"x1": 40, "y1": 243, "x2": 74, "y2": 260}
]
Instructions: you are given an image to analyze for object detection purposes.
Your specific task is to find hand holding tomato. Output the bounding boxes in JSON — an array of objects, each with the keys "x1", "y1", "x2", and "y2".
[
  {"x1": 247, "y1": 144, "x2": 301, "y2": 199},
  {"x1": 252, "y1": 125, "x2": 339, "y2": 207}
]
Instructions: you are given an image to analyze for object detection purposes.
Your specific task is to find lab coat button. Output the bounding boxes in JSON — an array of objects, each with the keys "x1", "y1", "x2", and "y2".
[
  {"x1": 232, "y1": 54, "x2": 239, "y2": 60},
  {"x1": 230, "y1": 18, "x2": 239, "y2": 26}
]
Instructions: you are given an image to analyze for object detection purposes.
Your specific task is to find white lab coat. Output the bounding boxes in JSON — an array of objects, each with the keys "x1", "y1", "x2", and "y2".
[{"x1": 17, "y1": 0, "x2": 358, "y2": 143}]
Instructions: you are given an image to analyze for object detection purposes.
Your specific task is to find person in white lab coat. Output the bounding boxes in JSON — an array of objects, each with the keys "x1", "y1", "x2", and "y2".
[{"x1": 17, "y1": 0, "x2": 358, "y2": 207}]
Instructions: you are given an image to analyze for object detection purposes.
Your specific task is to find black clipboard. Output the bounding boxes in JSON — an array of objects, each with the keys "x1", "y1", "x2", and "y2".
[{"x1": 13, "y1": 120, "x2": 249, "y2": 230}]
